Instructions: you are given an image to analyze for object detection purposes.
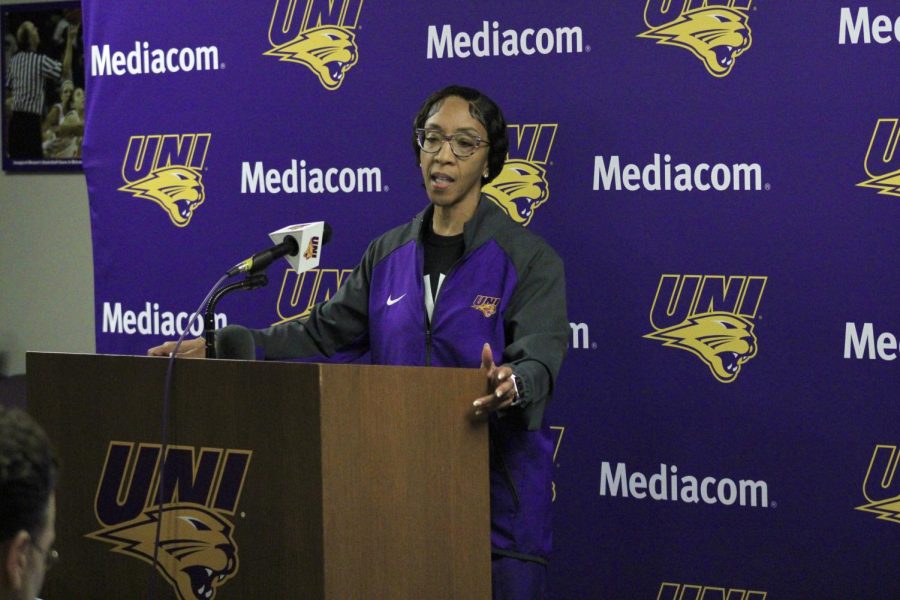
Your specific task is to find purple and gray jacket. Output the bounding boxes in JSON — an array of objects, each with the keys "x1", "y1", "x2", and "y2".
[{"x1": 227, "y1": 197, "x2": 568, "y2": 563}]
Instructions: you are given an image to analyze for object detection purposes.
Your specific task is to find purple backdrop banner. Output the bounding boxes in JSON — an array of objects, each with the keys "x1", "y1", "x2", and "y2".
[{"x1": 81, "y1": 1, "x2": 898, "y2": 598}]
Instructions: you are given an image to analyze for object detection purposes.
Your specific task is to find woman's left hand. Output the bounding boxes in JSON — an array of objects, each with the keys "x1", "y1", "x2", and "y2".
[{"x1": 473, "y1": 343, "x2": 517, "y2": 415}]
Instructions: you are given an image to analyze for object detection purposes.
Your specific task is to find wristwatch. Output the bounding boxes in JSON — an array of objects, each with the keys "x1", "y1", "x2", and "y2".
[{"x1": 509, "y1": 372, "x2": 525, "y2": 407}]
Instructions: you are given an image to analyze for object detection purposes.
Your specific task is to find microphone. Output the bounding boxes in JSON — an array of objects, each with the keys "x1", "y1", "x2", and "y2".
[
  {"x1": 225, "y1": 238, "x2": 297, "y2": 277},
  {"x1": 226, "y1": 222, "x2": 332, "y2": 277},
  {"x1": 214, "y1": 325, "x2": 256, "y2": 360}
]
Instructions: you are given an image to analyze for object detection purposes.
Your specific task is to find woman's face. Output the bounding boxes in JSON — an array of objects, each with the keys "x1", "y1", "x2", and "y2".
[
  {"x1": 419, "y1": 96, "x2": 490, "y2": 212},
  {"x1": 60, "y1": 82, "x2": 74, "y2": 104},
  {"x1": 73, "y1": 88, "x2": 85, "y2": 111}
]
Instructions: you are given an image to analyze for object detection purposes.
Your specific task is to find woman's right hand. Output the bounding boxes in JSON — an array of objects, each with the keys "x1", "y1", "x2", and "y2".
[{"x1": 147, "y1": 337, "x2": 207, "y2": 358}]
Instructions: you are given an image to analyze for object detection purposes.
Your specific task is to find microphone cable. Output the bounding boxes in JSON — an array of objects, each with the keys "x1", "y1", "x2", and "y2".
[
  {"x1": 145, "y1": 223, "x2": 329, "y2": 597},
  {"x1": 148, "y1": 272, "x2": 228, "y2": 600}
]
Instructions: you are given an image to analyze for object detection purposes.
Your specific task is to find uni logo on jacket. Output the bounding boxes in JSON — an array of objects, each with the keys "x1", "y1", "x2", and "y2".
[
  {"x1": 87, "y1": 442, "x2": 252, "y2": 600},
  {"x1": 483, "y1": 124, "x2": 557, "y2": 226},
  {"x1": 638, "y1": 0, "x2": 753, "y2": 77},
  {"x1": 859, "y1": 118, "x2": 900, "y2": 198},
  {"x1": 644, "y1": 275, "x2": 766, "y2": 383},
  {"x1": 265, "y1": 0, "x2": 363, "y2": 90},
  {"x1": 471, "y1": 295, "x2": 500, "y2": 318},
  {"x1": 856, "y1": 444, "x2": 900, "y2": 525},
  {"x1": 119, "y1": 134, "x2": 211, "y2": 227}
]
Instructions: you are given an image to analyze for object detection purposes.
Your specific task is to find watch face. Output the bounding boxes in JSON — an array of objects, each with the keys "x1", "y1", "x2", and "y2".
[{"x1": 511, "y1": 374, "x2": 523, "y2": 403}]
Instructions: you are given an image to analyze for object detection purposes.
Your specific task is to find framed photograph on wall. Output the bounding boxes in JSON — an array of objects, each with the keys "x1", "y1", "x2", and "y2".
[{"x1": 2, "y1": 1, "x2": 83, "y2": 172}]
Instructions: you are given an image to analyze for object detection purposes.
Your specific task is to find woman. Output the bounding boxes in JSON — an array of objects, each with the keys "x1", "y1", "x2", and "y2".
[
  {"x1": 41, "y1": 81, "x2": 83, "y2": 158},
  {"x1": 43, "y1": 79, "x2": 74, "y2": 135},
  {"x1": 150, "y1": 85, "x2": 568, "y2": 599}
]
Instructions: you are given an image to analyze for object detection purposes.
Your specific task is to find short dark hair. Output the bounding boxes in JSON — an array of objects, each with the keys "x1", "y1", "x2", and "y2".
[
  {"x1": 413, "y1": 85, "x2": 509, "y2": 185},
  {"x1": 0, "y1": 407, "x2": 58, "y2": 541}
]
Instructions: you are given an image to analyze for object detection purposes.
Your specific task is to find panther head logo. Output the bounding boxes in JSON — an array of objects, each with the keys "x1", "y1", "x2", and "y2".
[
  {"x1": 87, "y1": 504, "x2": 238, "y2": 600},
  {"x1": 639, "y1": 7, "x2": 752, "y2": 77},
  {"x1": 119, "y1": 166, "x2": 205, "y2": 227},
  {"x1": 264, "y1": 25, "x2": 358, "y2": 90},
  {"x1": 471, "y1": 295, "x2": 499, "y2": 318},
  {"x1": 303, "y1": 237, "x2": 320, "y2": 260},
  {"x1": 644, "y1": 312, "x2": 758, "y2": 382},
  {"x1": 482, "y1": 159, "x2": 549, "y2": 227},
  {"x1": 472, "y1": 303, "x2": 497, "y2": 318}
]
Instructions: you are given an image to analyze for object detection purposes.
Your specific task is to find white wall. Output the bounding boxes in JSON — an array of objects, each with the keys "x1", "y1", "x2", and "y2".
[
  {"x1": 0, "y1": 0, "x2": 95, "y2": 376},
  {"x1": 0, "y1": 167, "x2": 95, "y2": 376}
]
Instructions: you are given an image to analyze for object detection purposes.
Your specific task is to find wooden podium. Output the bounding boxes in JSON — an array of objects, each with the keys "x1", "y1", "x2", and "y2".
[{"x1": 26, "y1": 352, "x2": 491, "y2": 599}]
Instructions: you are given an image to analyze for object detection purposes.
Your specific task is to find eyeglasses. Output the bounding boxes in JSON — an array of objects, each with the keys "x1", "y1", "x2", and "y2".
[
  {"x1": 415, "y1": 128, "x2": 488, "y2": 158},
  {"x1": 32, "y1": 541, "x2": 59, "y2": 571}
]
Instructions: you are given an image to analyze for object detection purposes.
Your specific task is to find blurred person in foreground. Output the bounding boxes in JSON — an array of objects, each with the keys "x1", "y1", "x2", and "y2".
[
  {"x1": 0, "y1": 406, "x2": 58, "y2": 600},
  {"x1": 150, "y1": 85, "x2": 568, "y2": 599}
]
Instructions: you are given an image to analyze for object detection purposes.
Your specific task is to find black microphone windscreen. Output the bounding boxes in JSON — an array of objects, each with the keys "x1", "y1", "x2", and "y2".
[
  {"x1": 283, "y1": 235, "x2": 300, "y2": 256},
  {"x1": 323, "y1": 222, "x2": 333, "y2": 245},
  {"x1": 215, "y1": 325, "x2": 256, "y2": 360}
]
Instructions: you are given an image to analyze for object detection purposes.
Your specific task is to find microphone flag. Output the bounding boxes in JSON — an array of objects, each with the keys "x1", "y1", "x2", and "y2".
[{"x1": 269, "y1": 221, "x2": 326, "y2": 274}]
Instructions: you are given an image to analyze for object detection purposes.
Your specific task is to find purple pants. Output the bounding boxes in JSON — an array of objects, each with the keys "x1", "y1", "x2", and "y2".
[{"x1": 492, "y1": 555, "x2": 548, "y2": 600}]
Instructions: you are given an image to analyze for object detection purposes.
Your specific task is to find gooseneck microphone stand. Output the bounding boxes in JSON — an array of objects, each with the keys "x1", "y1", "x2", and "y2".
[{"x1": 203, "y1": 273, "x2": 268, "y2": 358}]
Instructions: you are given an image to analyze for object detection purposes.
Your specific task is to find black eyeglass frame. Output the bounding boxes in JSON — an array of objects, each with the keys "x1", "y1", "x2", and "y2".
[{"x1": 415, "y1": 128, "x2": 490, "y2": 159}]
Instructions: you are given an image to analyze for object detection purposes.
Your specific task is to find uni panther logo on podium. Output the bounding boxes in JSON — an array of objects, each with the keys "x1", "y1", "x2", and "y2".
[
  {"x1": 859, "y1": 118, "x2": 900, "y2": 198},
  {"x1": 119, "y1": 133, "x2": 211, "y2": 227},
  {"x1": 87, "y1": 442, "x2": 252, "y2": 600},
  {"x1": 639, "y1": 0, "x2": 754, "y2": 77},
  {"x1": 265, "y1": 0, "x2": 363, "y2": 90},
  {"x1": 856, "y1": 444, "x2": 900, "y2": 525},
  {"x1": 482, "y1": 124, "x2": 557, "y2": 226},
  {"x1": 645, "y1": 275, "x2": 766, "y2": 382}
]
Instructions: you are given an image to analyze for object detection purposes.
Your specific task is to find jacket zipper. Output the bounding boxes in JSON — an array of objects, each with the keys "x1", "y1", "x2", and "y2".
[
  {"x1": 490, "y1": 436, "x2": 521, "y2": 510},
  {"x1": 424, "y1": 259, "x2": 462, "y2": 368},
  {"x1": 425, "y1": 321, "x2": 432, "y2": 366},
  {"x1": 420, "y1": 215, "x2": 468, "y2": 367}
]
